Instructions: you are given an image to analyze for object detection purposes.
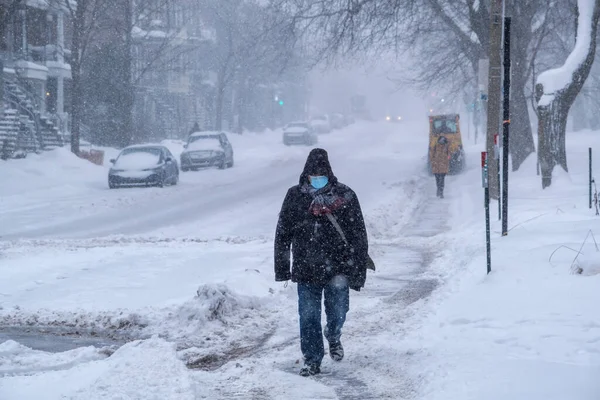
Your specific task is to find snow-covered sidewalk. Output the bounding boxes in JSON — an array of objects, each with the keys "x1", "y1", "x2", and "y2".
[{"x1": 411, "y1": 130, "x2": 600, "y2": 399}]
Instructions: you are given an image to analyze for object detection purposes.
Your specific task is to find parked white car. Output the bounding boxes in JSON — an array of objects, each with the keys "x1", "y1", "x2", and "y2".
[{"x1": 283, "y1": 121, "x2": 318, "y2": 146}]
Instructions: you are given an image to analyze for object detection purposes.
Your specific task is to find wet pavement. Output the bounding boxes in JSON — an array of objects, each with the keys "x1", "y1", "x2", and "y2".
[{"x1": 0, "y1": 327, "x2": 125, "y2": 352}]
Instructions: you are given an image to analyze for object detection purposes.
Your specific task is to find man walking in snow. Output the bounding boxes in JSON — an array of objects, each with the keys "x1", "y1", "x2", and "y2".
[
  {"x1": 430, "y1": 135, "x2": 450, "y2": 198},
  {"x1": 274, "y1": 148, "x2": 369, "y2": 377}
]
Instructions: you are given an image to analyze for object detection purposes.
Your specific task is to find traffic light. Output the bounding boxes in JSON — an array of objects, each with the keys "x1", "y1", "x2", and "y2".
[{"x1": 279, "y1": 100, "x2": 284, "y2": 106}]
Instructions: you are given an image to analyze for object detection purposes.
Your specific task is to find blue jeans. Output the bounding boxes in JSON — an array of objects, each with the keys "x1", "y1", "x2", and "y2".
[{"x1": 297, "y1": 275, "x2": 350, "y2": 367}]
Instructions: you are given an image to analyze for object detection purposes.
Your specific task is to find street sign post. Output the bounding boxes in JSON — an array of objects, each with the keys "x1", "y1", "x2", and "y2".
[
  {"x1": 590, "y1": 148, "x2": 593, "y2": 209},
  {"x1": 482, "y1": 151, "x2": 491, "y2": 274},
  {"x1": 501, "y1": 17, "x2": 512, "y2": 237},
  {"x1": 494, "y1": 134, "x2": 501, "y2": 221}
]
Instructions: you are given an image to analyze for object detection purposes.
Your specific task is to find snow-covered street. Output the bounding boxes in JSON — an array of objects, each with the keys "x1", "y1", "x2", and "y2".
[
  {"x1": 5, "y1": 0, "x2": 600, "y2": 396},
  {"x1": 1, "y1": 121, "x2": 600, "y2": 399}
]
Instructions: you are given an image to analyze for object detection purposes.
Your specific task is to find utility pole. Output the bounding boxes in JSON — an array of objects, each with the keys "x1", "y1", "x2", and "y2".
[
  {"x1": 501, "y1": 17, "x2": 511, "y2": 236},
  {"x1": 486, "y1": 0, "x2": 503, "y2": 200}
]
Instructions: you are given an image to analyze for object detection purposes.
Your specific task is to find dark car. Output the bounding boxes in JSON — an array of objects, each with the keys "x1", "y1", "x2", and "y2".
[
  {"x1": 108, "y1": 145, "x2": 179, "y2": 189},
  {"x1": 180, "y1": 132, "x2": 234, "y2": 171}
]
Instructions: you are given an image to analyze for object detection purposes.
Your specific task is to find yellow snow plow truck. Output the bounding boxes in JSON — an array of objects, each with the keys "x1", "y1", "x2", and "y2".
[{"x1": 427, "y1": 114, "x2": 465, "y2": 175}]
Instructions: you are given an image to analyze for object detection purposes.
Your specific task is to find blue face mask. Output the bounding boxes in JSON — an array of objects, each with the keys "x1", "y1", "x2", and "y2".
[{"x1": 310, "y1": 176, "x2": 328, "y2": 189}]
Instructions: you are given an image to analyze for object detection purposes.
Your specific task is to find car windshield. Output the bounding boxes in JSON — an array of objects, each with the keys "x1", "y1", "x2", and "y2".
[
  {"x1": 187, "y1": 136, "x2": 223, "y2": 152},
  {"x1": 433, "y1": 119, "x2": 457, "y2": 134},
  {"x1": 114, "y1": 148, "x2": 161, "y2": 169}
]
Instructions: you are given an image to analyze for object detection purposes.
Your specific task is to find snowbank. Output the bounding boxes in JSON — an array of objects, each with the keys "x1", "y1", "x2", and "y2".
[
  {"x1": 0, "y1": 337, "x2": 194, "y2": 400},
  {"x1": 412, "y1": 129, "x2": 600, "y2": 399},
  {"x1": 0, "y1": 147, "x2": 108, "y2": 197}
]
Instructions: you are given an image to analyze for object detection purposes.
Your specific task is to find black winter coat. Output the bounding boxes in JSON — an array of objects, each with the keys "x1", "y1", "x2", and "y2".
[{"x1": 274, "y1": 181, "x2": 369, "y2": 291}]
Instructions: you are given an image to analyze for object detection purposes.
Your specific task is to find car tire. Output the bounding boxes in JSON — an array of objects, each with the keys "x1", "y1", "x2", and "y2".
[
  {"x1": 109, "y1": 180, "x2": 117, "y2": 189},
  {"x1": 157, "y1": 172, "x2": 166, "y2": 188},
  {"x1": 227, "y1": 159, "x2": 234, "y2": 168},
  {"x1": 172, "y1": 173, "x2": 179, "y2": 185},
  {"x1": 181, "y1": 167, "x2": 189, "y2": 172},
  {"x1": 218, "y1": 160, "x2": 226, "y2": 170}
]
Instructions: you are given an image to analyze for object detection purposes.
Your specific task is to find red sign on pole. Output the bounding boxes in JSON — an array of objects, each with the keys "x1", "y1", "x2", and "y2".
[{"x1": 481, "y1": 151, "x2": 489, "y2": 188}]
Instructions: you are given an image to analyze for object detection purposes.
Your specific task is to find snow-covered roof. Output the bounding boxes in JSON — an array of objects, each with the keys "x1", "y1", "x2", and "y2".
[
  {"x1": 46, "y1": 61, "x2": 71, "y2": 71},
  {"x1": 27, "y1": 0, "x2": 77, "y2": 13},
  {"x1": 25, "y1": 0, "x2": 50, "y2": 9},
  {"x1": 132, "y1": 26, "x2": 168, "y2": 40},
  {"x1": 15, "y1": 60, "x2": 49, "y2": 72}
]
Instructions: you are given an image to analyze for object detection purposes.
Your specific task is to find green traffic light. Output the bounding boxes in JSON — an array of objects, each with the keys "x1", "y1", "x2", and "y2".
[{"x1": 279, "y1": 100, "x2": 284, "y2": 106}]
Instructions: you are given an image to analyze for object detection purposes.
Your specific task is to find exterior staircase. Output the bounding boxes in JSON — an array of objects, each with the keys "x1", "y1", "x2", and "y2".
[
  {"x1": 0, "y1": 109, "x2": 21, "y2": 156},
  {"x1": 1, "y1": 75, "x2": 65, "y2": 158}
]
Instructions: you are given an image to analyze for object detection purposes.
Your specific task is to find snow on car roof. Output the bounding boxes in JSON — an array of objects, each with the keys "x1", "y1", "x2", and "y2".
[
  {"x1": 189, "y1": 131, "x2": 224, "y2": 137},
  {"x1": 123, "y1": 144, "x2": 166, "y2": 150},
  {"x1": 284, "y1": 127, "x2": 310, "y2": 133}
]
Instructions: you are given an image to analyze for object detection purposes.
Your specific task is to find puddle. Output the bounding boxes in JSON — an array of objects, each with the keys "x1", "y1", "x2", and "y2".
[{"x1": 0, "y1": 327, "x2": 127, "y2": 352}]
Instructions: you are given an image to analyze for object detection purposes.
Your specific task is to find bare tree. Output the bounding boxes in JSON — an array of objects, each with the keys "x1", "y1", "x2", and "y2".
[
  {"x1": 202, "y1": 0, "x2": 296, "y2": 130},
  {"x1": 271, "y1": 0, "x2": 562, "y2": 171},
  {"x1": 535, "y1": 0, "x2": 600, "y2": 188},
  {"x1": 63, "y1": 0, "x2": 111, "y2": 154},
  {"x1": 80, "y1": 0, "x2": 196, "y2": 146}
]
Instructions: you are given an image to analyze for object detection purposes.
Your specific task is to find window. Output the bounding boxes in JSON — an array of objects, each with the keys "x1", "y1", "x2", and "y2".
[{"x1": 433, "y1": 119, "x2": 457, "y2": 134}]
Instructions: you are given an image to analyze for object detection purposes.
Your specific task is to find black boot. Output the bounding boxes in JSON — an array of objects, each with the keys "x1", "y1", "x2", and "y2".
[
  {"x1": 329, "y1": 341, "x2": 344, "y2": 362},
  {"x1": 299, "y1": 363, "x2": 321, "y2": 376}
]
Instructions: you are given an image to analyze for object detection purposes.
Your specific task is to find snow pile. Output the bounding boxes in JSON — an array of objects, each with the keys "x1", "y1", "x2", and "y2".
[
  {"x1": 536, "y1": 0, "x2": 596, "y2": 106},
  {"x1": 574, "y1": 247, "x2": 600, "y2": 275},
  {"x1": 71, "y1": 338, "x2": 194, "y2": 399},
  {"x1": 0, "y1": 147, "x2": 107, "y2": 197},
  {"x1": 0, "y1": 309, "x2": 150, "y2": 336},
  {"x1": 194, "y1": 284, "x2": 258, "y2": 321},
  {"x1": 150, "y1": 284, "x2": 266, "y2": 339},
  {"x1": 0, "y1": 340, "x2": 105, "y2": 376},
  {"x1": 0, "y1": 337, "x2": 195, "y2": 400},
  {"x1": 412, "y1": 129, "x2": 600, "y2": 399}
]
